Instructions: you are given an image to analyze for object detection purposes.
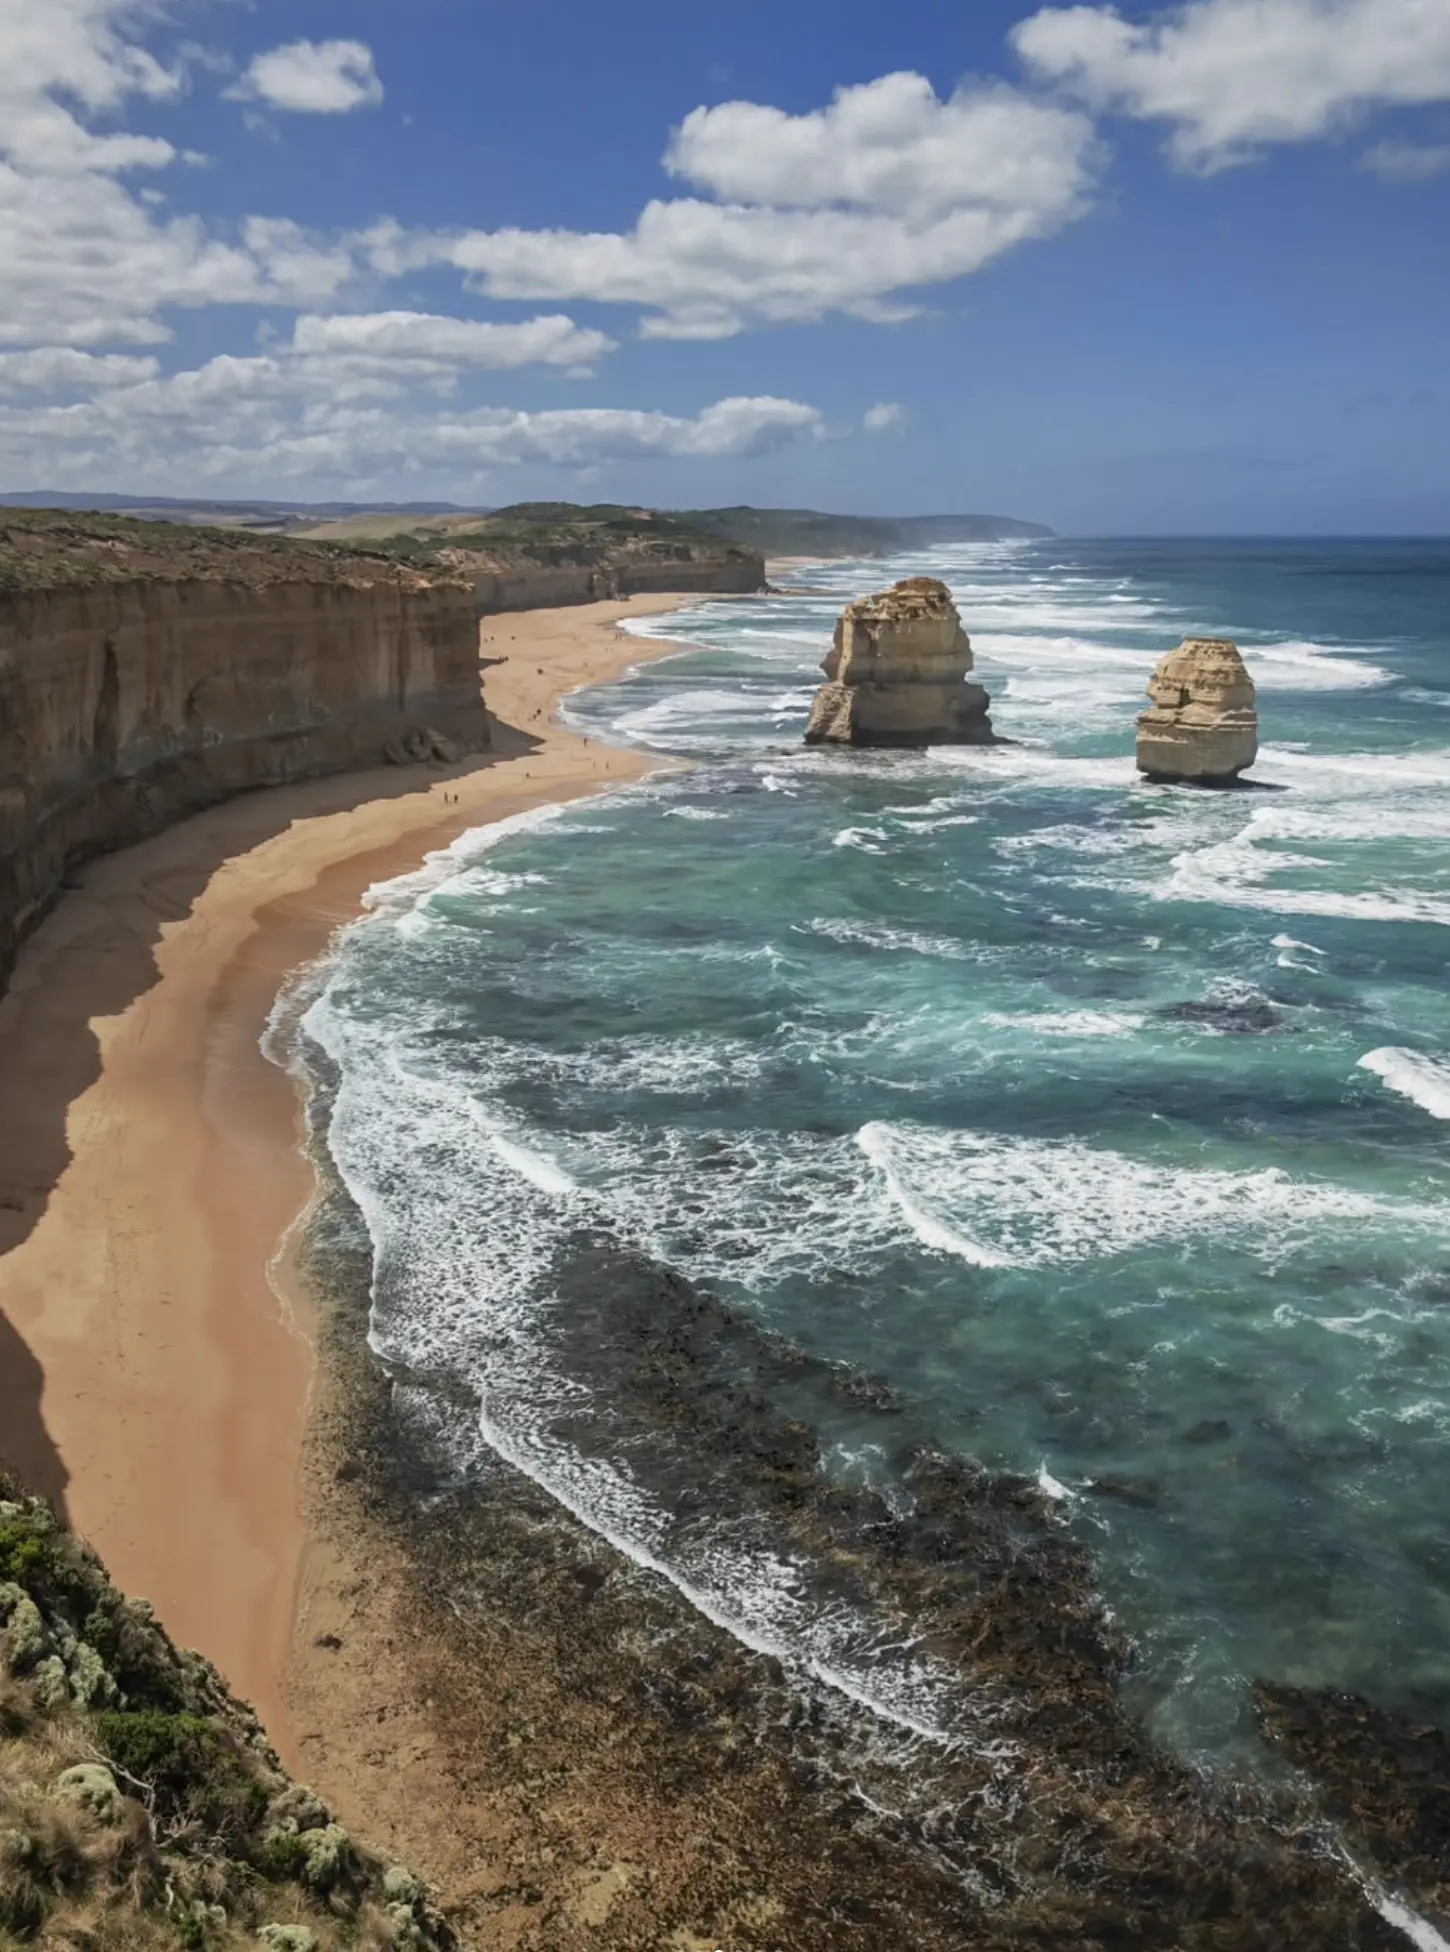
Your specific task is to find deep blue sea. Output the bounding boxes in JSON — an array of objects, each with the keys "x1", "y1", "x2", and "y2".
[{"x1": 285, "y1": 538, "x2": 1450, "y2": 1781}]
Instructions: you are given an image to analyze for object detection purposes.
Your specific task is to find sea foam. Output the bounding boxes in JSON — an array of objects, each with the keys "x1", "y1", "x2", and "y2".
[{"x1": 1358, "y1": 1048, "x2": 1450, "y2": 1121}]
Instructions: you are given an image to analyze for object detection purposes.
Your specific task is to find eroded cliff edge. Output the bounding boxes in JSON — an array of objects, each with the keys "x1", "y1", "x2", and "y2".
[
  {"x1": 307, "y1": 502, "x2": 767, "y2": 614},
  {"x1": 0, "y1": 510, "x2": 488, "y2": 987}
]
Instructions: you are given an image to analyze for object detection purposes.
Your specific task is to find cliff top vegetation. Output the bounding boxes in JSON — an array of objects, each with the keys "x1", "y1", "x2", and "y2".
[
  {"x1": 0, "y1": 1468, "x2": 453, "y2": 1951},
  {"x1": 0, "y1": 509, "x2": 466, "y2": 596},
  {"x1": 333, "y1": 503, "x2": 759, "y2": 575}
]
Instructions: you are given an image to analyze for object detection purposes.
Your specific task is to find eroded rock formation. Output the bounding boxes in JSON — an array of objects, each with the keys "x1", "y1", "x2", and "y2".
[
  {"x1": 804, "y1": 576, "x2": 994, "y2": 747},
  {"x1": 0, "y1": 511, "x2": 488, "y2": 987},
  {"x1": 1136, "y1": 636, "x2": 1258, "y2": 782}
]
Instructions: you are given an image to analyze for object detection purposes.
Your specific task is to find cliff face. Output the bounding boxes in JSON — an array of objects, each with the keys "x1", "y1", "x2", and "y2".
[
  {"x1": 805, "y1": 576, "x2": 995, "y2": 748},
  {"x1": 460, "y1": 544, "x2": 764, "y2": 615},
  {"x1": 1136, "y1": 637, "x2": 1258, "y2": 782},
  {"x1": 0, "y1": 516, "x2": 486, "y2": 987},
  {"x1": 300, "y1": 504, "x2": 766, "y2": 614}
]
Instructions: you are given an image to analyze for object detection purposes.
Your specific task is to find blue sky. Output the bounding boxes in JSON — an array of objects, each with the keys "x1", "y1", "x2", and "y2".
[{"x1": 1, "y1": 0, "x2": 1448, "y2": 532}]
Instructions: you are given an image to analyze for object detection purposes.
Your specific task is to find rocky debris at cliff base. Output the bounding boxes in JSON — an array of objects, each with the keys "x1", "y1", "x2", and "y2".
[
  {"x1": 1136, "y1": 635, "x2": 1259, "y2": 782},
  {"x1": 805, "y1": 576, "x2": 996, "y2": 748},
  {"x1": 384, "y1": 727, "x2": 469, "y2": 767}
]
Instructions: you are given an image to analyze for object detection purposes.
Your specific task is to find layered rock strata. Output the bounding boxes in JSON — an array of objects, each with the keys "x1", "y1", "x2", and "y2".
[
  {"x1": 469, "y1": 549, "x2": 764, "y2": 615},
  {"x1": 0, "y1": 514, "x2": 487, "y2": 987},
  {"x1": 804, "y1": 576, "x2": 994, "y2": 747},
  {"x1": 1136, "y1": 636, "x2": 1258, "y2": 782}
]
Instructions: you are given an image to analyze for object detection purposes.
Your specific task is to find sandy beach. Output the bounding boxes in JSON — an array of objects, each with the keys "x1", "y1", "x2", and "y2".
[{"x1": 0, "y1": 593, "x2": 698, "y2": 1747}]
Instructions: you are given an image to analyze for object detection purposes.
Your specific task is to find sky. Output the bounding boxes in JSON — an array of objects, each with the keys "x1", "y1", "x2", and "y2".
[{"x1": 1, "y1": 0, "x2": 1448, "y2": 533}]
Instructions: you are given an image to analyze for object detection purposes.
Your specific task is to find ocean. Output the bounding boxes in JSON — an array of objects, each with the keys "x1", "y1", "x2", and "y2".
[{"x1": 278, "y1": 537, "x2": 1450, "y2": 1863}]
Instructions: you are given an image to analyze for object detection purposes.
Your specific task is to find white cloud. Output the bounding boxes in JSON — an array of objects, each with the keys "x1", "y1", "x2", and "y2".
[
  {"x1": 0, "y1": 352, "x2": 824, "y2": 489},
  {"x1": 1363, "y1": 137, "x2": 1450, "y2": 180},
  {"x1": 863, "y1": 401, "x2": 908, "y2": 434},
  {"x1": 1014, "y1": 0, "x2": 1450, "y2": 171},
  {"x1": 0, "y1": 346, "x2": 159, "y2": 391},
  {"x1": 291, "y1": 310, "x2": 616, "y2": 373},
  {"x1": 0, "y1": 2, "x2": 372, "y2": 347},
  {"x1": 0, "y1": 0, "x2": 181, "y2": 174},
  {"x1": 666, "y1": 72, "x2": 1091, "y2": 221},
  {"x1": 234, "y1": 39, "x2": 383, "y2": 115},
  {"x1": 450, "y1": 72, "x2": 1098, "y2": 338}
]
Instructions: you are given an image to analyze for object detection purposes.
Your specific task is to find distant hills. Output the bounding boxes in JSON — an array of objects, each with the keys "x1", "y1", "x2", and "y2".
[
  {"x1": 679, "y1": 506, "x2": 1054, "y2": 554},
  {"x1": 0, "y1": 493, "x2": 1054, "y2": 553},
  {"x1": 0, "y1": 491, "x2": 482, "y2": 530}
]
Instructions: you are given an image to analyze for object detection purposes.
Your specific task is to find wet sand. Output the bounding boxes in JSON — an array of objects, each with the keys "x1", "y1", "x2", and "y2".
[{"x1": 0, "y1": 593, "x2": 698, "y2": 1745}]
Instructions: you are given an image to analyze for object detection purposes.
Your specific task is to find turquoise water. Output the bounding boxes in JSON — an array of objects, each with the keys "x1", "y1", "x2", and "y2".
[{"x1": 293, "y1": 538, "x2": 1450, "y2": 1772}]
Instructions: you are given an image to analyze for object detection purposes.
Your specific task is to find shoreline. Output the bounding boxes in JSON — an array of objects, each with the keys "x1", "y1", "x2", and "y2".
[
  {"x1": 0, "y1": 591, "x2": 703, "y2": 1752},
  {"x1": 0, "y1": 565, "x2": 1429, "y2": 1946}
]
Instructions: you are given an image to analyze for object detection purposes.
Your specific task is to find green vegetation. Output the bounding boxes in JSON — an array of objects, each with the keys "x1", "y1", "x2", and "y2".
[
  {"x1": 0, "y1": 508, "x2": 455, "y2": 594},
  {"x1": 0, "y1": 1472, "x2": 452, "y2": 1951},
  {"x1": 360, "y1": 501, "x2": 751, "y2": 574},
  {"x1": 0, "y1": 497, "x2": 1051, "y2": 599}
]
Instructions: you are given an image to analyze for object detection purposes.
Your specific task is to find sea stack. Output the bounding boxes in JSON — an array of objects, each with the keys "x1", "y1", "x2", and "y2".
[
  {"x1": 1136, "y1": 637, "x2": 1258, "y2": 783},
  {"x1": 804, "y1": 577, "x2": 994, "y2": 748}
]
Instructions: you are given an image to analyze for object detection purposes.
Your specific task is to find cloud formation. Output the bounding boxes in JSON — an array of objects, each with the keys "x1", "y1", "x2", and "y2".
[
  {"x1": 290, "y1": 311, "x2": 617, "y2": 375},
  {"x1": 0, "y1": 326, "x2": 823, "y2": 490},
  {"x1": 1362, "y1": 137, "x2": 1450, "y2": 181},
  {"x1": 1014, "y1": 0, "x2": 1450, "y2": 171},
  {"x1": 0, "y1": 2, "x2": 368, "y2": 347},
  {"x1": 5, "y1": 0, "x2": 1439, "y2": 499},
  {"x1": 451, "y1": 73, "x2": 1098, "y2": 339},
  {"x1": 234, "y1": 39, "x2": 384, "y2": 115}
]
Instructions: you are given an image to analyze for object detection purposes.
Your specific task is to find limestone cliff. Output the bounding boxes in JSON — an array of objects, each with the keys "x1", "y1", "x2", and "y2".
[
  {"x1": 467, "y1": 549, "x2": 764, "y2": 616},
  {"x1": 804, "y1": 576, "x2": 995, "y2": 748},
  {"x1": 301, "y1": 504, "x2": 767, "y2": 613},
  {"x1": 1136, "y1": 637, "x2": 1258, "y2": 782},
  {"x1": 0, "y1": 511, "x2": 487, "y2": 987}
]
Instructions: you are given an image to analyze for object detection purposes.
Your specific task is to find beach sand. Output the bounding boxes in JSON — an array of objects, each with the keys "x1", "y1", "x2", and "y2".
[{"x1": 0, "y1": 593, "x2": 696, "y2": 1746}]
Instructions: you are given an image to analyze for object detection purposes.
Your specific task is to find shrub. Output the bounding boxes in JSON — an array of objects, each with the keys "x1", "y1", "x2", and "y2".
[
  {"x1": 0, "y1": 1518, "x2": 49, "y2": 1585},
  {"x1": 93, "y1": 1711, "x2": 219, "y2": 1793},
  {"x1": 257, "y1": 1830, "x2": 310, "y2": 1882}
]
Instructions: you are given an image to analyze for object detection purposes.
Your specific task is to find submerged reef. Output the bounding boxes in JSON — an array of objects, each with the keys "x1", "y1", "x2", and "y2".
[{"x1": 296, "y1": 1108, "x2": 1432, "y2": 1952}]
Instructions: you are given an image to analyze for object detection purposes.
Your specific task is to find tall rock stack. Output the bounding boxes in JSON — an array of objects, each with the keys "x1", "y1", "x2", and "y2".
[
  {"x1": 1136, "y1": 637, "x2": 1258, "y2": 783},
  {"x1": 804, "y1": 576, "x2": 994, "y2": 748}
]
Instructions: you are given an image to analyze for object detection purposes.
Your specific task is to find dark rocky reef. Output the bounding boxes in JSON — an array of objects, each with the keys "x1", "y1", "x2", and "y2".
[
  {"x1": 1258, "y1": 1684, "x2": 1450, "y2": 1920},
  {"x1": 300, "y1": 1106, "x2": 1414, "y2": 1952}
]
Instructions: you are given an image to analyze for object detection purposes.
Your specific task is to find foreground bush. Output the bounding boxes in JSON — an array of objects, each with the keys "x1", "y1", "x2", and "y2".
[{"x1": 0, "y1": 1469, "x2": 452, "y2": 1951}]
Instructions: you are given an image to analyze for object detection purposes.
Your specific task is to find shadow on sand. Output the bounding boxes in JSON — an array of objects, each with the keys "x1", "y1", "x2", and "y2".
[{"x1": 0, "y1": 711, "x2": 540, "y2": 1510}]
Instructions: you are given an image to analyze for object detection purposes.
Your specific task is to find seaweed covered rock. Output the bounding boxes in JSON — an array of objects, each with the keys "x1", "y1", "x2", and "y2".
[
  {"x1": 0, "y1": 1469, "x2": 454, "y2": 1950},
  {"x1": 805, "y1": 576, "x2": 995, "y2": 747},
  {"x1": 1136, "y1": 636, "x2": 1258, "y2": 782}
]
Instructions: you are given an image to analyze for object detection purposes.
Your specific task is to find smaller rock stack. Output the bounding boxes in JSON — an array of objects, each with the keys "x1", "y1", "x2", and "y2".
[
  {"x1": 804, "y1": 576, "x2": 994, "y2": 748},
  {"x1": 1136, "y1": 637, "x2": 1258, "y2": 783}
]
